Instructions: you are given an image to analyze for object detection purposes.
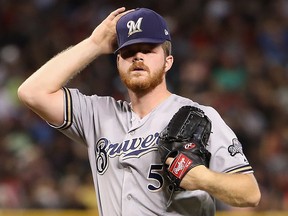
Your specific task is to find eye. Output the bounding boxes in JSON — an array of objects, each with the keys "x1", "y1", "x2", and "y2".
[
  {"x1": 142, "y1": 49, "x2": 153, "y2": 54},
  {"x1": 120, "y1": 50, "x2": 135, "y2": 59}
]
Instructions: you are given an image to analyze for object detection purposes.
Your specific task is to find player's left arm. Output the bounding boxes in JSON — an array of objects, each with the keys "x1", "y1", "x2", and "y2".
[
  {"x1": 176, "y1": 164, "x2": 261, "y2": 207},
  {"x1": 164, "y1": 105, "x2": 261, "y2": 207}
]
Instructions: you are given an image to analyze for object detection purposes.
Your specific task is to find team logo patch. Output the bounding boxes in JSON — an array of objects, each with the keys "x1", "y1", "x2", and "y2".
[
  {"x1": 169, "y1": 153, "x2": 192, "y2": 179},
  {"x1": 228, "y1": 138, "x2": 244, "y2": 156},
  {"x1": 127, "y1": 17, "x2": 143, "y2": 36}
]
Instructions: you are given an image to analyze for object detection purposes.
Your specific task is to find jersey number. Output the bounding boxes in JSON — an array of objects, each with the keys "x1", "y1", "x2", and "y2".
[{"x1": 147, "y1": 164, "x2": 164, "y2": 192}]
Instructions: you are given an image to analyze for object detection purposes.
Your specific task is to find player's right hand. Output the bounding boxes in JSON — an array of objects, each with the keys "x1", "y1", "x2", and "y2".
[{"x1": 89, "y1": 7, "x2": 133, "y2": 54}]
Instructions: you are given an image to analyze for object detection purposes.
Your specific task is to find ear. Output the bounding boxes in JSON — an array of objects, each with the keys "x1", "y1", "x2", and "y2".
[
  {"x1": 164, "y1": 55, "x2": 174, "y2": 72},
  {"x1": 116, "y1": 54, "x2": 120, "y2": 68}
]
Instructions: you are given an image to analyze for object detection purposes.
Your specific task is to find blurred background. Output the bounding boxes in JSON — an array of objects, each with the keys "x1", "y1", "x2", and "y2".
[{"x1": 0, "y1": 0, "x2": 287, "y2": 213}]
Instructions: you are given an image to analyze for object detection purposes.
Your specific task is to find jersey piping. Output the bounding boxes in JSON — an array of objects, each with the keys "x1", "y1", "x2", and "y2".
[
  {"x1": 224, "y1": 164, "x2": 253, "y2": 174},
  {"x1": 50, "y1": 87, "x2": 73, "y2": 130}
]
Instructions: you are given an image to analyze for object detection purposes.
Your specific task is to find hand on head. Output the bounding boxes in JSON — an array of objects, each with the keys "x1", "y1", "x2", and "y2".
[{"x1": 90, "y1": 7, "x2": 134, "y2": 54}]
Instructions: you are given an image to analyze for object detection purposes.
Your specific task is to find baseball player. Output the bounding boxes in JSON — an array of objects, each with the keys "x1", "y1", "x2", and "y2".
[{"x1": 18, "y1": 7, "x2": 261, "y2": 215}]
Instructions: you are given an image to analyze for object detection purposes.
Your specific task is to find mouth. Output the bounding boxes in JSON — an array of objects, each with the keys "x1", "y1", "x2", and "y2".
[
  {"x1": 131, "y1": 68, "x2": 145, "y2": 72},
  {"x1": 128, "y1": 62, "x2": 149, "y2": 74},
  {"x1": 130, "y1": 66, "x2": 147, "y2": 74},
  {"x1": 131, "y1": 65, "x2": 145, "y2": 71}
]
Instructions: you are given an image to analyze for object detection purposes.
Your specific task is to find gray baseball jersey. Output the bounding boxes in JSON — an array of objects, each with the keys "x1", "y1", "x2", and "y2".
[{"x1": 50, "y1": 87, "x2": 253, "y2": 216}]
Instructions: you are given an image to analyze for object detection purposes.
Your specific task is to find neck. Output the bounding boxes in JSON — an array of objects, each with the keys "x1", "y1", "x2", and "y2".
[{"x1": 128, "y1": 85, "x2": 172, "y2": 118}]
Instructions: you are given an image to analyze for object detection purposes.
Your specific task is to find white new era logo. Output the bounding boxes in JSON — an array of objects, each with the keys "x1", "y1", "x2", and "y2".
[
  {"x1": 127, "y1": 17, "x2": 143, "y2": 37},
  {"x1": 164, "y1": 29, "x2": 169, "y2": 35}
]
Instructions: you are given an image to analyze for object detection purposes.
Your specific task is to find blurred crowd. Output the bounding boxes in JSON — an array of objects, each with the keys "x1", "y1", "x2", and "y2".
[{"x1": 0, "y1": 0, "x2": 288, "y2": 211}]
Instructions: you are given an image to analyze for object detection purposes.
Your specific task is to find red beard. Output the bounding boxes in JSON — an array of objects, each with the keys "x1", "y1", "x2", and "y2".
[{"x1": 119, "y1": 62, "x2": 165, "y2": 94}]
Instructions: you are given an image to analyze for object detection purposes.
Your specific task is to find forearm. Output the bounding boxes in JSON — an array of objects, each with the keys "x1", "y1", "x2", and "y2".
[
  {"x1": 181, "y1": 166, "x2": 261, "y2": 207},
  {"x1": 19, "y1": 37, "x2": 101, "y2": 96},
  {"x1": 17, "y1": 37, "x2": 103, "y2": 125},
  {"x1": 17, "y1": 8, "x2": 128, "y2": 126}
]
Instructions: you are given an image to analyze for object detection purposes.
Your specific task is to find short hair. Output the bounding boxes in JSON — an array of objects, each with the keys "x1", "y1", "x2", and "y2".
[{"x1": 161, "y1": 41, "x2": 172, "y2": 57}]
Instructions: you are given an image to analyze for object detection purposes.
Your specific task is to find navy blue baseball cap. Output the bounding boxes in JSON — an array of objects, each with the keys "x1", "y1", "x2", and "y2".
[{"x1": 115, "y1": 8, "x2": 171, "y2": 53}]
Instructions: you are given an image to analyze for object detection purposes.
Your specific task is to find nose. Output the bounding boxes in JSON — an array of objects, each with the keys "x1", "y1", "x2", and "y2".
[
  {"x1": 132, "y1": 51, "x2": 144, "y2": 62},
  {"x1": 133, "y1": 57, "x2": 144, "y2": 62}
]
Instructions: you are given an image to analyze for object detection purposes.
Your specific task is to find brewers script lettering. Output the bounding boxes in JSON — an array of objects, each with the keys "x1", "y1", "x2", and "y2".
[{"x1": 95, "y1": 132, "x2": 160, "y2": 174}]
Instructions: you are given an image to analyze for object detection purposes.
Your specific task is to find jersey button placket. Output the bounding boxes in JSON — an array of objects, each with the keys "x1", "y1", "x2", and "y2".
[
  {"x1": 122, "y1": 168, "x2": 137, "y2": 215},
  {"x1": 127, "y1": 194, "x2": 132, "y2": 200}
]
